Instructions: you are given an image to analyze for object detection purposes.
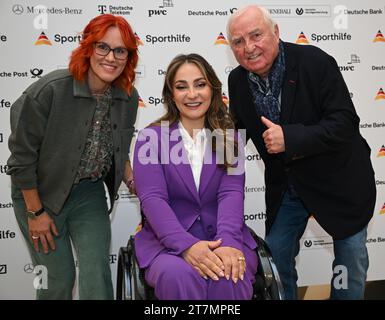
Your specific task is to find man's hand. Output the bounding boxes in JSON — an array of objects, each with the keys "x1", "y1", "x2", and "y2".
[{"x1": 261, "y1": 116, "x2": 285, "y2": 154}]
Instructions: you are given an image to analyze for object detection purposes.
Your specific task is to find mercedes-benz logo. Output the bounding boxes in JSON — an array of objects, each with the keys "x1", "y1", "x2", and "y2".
[
  {"x1": 12, "y1": 4, "x2": 24, "y2": 15},
  {"x1": 225, "y1": 66, "x2": 233, "y2": 74},
  {"x1": 24, "y1": 263, "x2": 34, "y2": 273}
]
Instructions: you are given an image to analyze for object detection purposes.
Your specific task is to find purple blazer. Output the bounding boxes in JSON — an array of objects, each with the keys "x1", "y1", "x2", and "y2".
[{"x1": 133, "y1": 123, "x2": 256, "y2": 269}]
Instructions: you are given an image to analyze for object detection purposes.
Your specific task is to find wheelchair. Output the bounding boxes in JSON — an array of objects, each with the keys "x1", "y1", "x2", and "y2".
[{"x1": 116, "y1": 226, "x2": 285, "y2": 300}]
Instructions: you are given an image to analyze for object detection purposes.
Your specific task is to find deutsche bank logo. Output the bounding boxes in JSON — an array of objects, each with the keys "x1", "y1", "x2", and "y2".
[{"x1": 0, "y1": 264, "x2": 7, "y2": 274}]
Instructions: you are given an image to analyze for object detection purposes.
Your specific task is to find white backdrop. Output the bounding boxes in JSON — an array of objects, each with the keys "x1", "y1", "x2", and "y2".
[{"x1": 0, "y1": 0, "x2": 384, "y2": 299}]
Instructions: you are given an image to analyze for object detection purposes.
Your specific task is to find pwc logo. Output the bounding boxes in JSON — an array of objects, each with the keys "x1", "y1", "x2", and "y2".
[
  {"x1": 148, "y1": 9, "x2": 167, "y2": 17},
  {"x1": 375, "y1": 88, "x2": 385, "y2": 100},
  {"x1": 373, "y1": 30, "x2": 385, "y2": 43},
  {"x1": 214, "y1": 32, "x2": 229, "y2": 45},
  {"x1": 339, "y1": 54, "x2": 361, "y2": 72},
  {"x1": 377, "y1": 145, "x2": 385, "y2": 157},
  {"x1": 148, "y1": 1, "x2": 173, "y2": 19},
  {"x1": 35, "y1": 31, "x2": 52, "y2": 46},
  {"x1": 296, "y1": 31, "x2": 309, "y2": 44}
]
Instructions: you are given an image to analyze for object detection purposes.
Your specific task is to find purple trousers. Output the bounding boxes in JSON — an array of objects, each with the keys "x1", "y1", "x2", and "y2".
[{"x1": 145, "y1": 245, "x2": 258, "y2": 300}]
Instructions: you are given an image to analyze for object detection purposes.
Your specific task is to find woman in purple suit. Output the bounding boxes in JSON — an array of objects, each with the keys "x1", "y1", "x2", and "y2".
[{"x1": 133, "y1": 54, "x2": 258, "y2": 300}]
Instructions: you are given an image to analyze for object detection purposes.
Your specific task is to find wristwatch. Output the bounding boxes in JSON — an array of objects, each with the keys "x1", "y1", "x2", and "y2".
[{"x1": 26, "y1": 207, "x2": 45, "y2": 219}]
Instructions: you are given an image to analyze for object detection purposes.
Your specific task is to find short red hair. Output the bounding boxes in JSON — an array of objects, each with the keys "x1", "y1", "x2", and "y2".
[{"x1": 69, "y1": 14, "x2": 138, "y2": 94}]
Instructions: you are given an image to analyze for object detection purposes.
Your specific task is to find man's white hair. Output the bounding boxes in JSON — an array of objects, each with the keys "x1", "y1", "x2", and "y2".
[{"x1": 226, "y1": 5, "x2": 276, "y2": 43}]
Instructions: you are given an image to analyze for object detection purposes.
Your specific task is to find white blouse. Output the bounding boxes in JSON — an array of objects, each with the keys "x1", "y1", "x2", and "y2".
[{"x1": 178, "y1": 122, "x2": 207, "y2": 191}]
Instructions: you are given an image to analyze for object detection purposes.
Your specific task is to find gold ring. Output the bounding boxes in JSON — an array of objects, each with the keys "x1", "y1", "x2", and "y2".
[{"x1": 238, "y1": 256, "x2": 245, "y2": 261}]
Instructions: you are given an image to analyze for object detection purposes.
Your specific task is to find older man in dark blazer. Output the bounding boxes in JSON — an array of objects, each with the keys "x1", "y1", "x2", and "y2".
[{"x1": 227, "y1": 5, "x2": 376, "y2": 300}]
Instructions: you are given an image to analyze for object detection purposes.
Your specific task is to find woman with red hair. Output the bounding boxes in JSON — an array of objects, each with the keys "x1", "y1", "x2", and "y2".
[{"x1": 7, "y1": 14, "x2": 139, "y2": 300}]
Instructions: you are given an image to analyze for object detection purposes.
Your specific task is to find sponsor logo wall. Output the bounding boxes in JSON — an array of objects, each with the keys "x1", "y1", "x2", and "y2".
[{"x1": 0, "y1": 0, "x2": 384, "y2": 298}]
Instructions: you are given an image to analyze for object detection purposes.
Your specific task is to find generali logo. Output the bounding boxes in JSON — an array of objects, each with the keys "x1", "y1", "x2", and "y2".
[
  {"x1": 214, "y1": 32, "x2": 229, "y2": 45},
  {"x1": 295, "y1": 31, "x2": 309, "y2": 44}
]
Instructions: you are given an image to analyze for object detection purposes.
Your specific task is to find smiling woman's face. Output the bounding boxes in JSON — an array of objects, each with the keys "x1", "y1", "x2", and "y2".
[
  {"x1": 88, "y1": 26, "x2": 127, "y2": 92},
  {"x1": 172, "y1": 62, "x2": 212, "y2": 128}
]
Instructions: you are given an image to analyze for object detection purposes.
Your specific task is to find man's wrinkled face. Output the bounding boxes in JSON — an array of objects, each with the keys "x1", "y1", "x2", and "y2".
[{"x1": 229, "y1": 8, "x2": 280, "y2": 78}]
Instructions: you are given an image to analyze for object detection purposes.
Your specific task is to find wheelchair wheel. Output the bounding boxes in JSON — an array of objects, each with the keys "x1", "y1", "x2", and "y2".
[
  {"x1": 116, "y1": 246, "x2": 133, "y2": 300},
  {"x1": 255, "y1": 235, "x2": 285, "y2": 300}
]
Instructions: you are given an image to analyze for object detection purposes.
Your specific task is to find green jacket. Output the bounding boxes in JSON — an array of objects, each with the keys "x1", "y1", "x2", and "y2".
[{"x1": 7, "y1": 69, "x2": 138, "y2": 214}]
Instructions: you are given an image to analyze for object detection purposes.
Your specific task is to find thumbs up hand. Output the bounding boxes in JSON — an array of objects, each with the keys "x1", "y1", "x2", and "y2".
[{"x1": 261, "y1": 116, "x2": 285, "y2": 154}]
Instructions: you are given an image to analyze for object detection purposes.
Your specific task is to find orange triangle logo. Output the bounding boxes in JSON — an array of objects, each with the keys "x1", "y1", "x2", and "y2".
[
  {"x1": 134, "y1": 32, "x2": 143, "y2": 46},
  {"x1": 222, "y1": 92, "x2": 229, "y2": 106},
  {"x1": 214, "y1": 32, "x2": 229, "y2": 45},
  {"x1": 138, "y1": 96, "x2": 145, "y2": 107},
  {"x1": 380, "y1": 203, "x2": 385, "y2": 215},
  {"x1": 34, "y1": 31, "x2": 52, "y2": 46},
  {"x1": 375, "y1": 88, "x2": 385, "y2": 100},
  {"x1": 373, "y1": 30, "x2": 385, "y2": 43},
  {"x1": 296, "y1": 32, "x2": 309, "y2": 44},
  {"x1": 377, "y1": 145, "x2": 385, "y2": 157}
]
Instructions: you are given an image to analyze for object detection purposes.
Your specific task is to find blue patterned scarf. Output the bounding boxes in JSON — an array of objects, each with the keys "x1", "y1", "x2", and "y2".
[{"x1": 248, "y1": 40, "x2": 285, "y2": 124}]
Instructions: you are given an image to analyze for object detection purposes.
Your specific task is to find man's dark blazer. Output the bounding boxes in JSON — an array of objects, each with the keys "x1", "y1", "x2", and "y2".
[{"x1": 228, "y1": 41, "x2": 376, "y2": 239}]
